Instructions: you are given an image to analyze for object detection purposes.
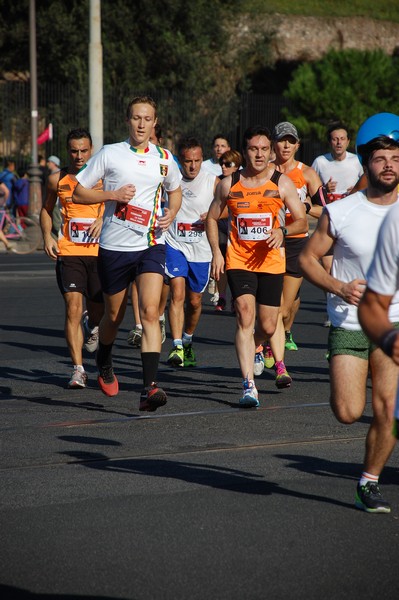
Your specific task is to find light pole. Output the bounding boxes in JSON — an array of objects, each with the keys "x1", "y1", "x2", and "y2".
[
  {"x1": 89, "y1": 0, "x2": 103, "y2": 153},
  {"x1": 28, "y1": 0, "x2": 42, "y2": 217}
]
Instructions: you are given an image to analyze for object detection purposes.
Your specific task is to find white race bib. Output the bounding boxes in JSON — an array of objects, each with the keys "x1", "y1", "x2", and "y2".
[
  {"x1": 175, "y1": 221, "x2": 205, "y2": 243},
  {"x1": 111, "y1": 201, "x2": 152, "y2": 234},
  {"x1": 69, "y1": 218, "x2": 99, "y2": 244},
  {"x1": 237, "y1": 213, "x2": 273, "y2": 241}
]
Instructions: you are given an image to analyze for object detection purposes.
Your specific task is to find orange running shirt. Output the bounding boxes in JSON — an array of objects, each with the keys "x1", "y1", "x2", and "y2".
[
  {"x1": 284, "y1": 162, "x2": 308, "y2": 239},
  {"x1": 225, "y1": 170, "x2": 286, "y2": 274},
  {"x1": 57, "y1": 172, "x2": 104, "y2": 257}
]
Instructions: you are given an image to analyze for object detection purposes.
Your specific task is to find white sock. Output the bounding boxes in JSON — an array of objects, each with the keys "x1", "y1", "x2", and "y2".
[
  {"x1": 182, "y1": 332, "x2": 193, "y2": 346},
  {"x1": 359, "y1": 472, "x2": 379, "y2": 487}
]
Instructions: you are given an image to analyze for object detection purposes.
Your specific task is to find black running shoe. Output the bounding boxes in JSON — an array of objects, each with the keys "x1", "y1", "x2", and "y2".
[{"x1": 355, "y1": 482, "x2": 391, "y2": 513}]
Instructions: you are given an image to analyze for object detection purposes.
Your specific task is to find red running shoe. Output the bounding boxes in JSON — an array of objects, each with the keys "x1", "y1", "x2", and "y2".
[
  {"x1": 139, "y1": 382, "x2": 167, "y2": 412},
  {"x1": 97, "y1": 365, "x2": 119, "y2": 397}
]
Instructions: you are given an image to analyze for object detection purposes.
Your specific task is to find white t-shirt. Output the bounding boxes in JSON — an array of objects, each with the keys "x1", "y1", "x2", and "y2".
[
  {"x1": 201, "y1": 158, "x2": 222, "y2": 177},
  {"x1": 327, "y1": 191, "x2": 399, "y2": 330},
  {"x1": 312, "y1": 152, "x2": 363, "y2": 200},
  {"x1": 165, "y1": 169, "x2": 217, "y2": 262},
  {"x1": 76, "y1": 140, "x2": 181, "y2": 252}
]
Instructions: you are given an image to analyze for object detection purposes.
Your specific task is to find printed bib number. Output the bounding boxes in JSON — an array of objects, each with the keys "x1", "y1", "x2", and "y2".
[
  {"x1": 237, "y1": 213, "x2": 272, "y2": 241},
  {"x1": 175, "y1": 221, "x2": 205, "y2": 243},
  {"x1": 111, "y1": 202, "x2": 152, "y2": 234},
  {"x1": 69, "y1": 218, "x2": 99, "y2": 244}
]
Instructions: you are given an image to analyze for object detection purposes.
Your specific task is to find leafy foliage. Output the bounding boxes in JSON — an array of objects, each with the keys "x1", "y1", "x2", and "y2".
[{"x1": 283, "y1": 50, "x2": 399, "y2": 141}]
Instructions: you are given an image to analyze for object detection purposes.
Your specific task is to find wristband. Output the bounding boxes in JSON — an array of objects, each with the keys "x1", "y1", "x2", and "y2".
[
  {"x1": 279, "y1": 226, "x2": 288, "y2": 236},
  {"x1": 380, "y1": 329, "x2": 398, "y2": 357},
  {"x1": 304, "y1": 202, "x2": 311, "y2": 214}
]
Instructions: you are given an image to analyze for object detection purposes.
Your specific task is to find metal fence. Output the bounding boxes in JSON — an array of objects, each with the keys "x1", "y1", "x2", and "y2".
[{"x1": 0, "y1": 82, "x2": 325, "y2": 169}]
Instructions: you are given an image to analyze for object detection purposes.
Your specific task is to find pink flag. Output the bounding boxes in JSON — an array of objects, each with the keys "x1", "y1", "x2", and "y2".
[{"x1": 37, "y1": 123, "x2": 53, "y2": 145}]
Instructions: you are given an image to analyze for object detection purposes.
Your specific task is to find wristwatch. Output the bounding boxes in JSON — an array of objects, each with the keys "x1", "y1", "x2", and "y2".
[{"x1": 279, "y1": 226, "x2": 288, "y2": 236}]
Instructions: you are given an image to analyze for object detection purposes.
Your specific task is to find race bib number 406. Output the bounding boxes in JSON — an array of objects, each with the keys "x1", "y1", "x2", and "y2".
[{"x1": 236, "y1": 213, "x2": 273, "y2": 241}]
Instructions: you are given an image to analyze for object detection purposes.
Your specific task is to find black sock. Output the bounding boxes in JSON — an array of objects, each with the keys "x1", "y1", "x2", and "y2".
[
  {"x1": 96, "y1": 341, "x2": 113, "y2": 369},
  {"x1": 141, "y1": 352, "x2": 160, "y2": 388}
]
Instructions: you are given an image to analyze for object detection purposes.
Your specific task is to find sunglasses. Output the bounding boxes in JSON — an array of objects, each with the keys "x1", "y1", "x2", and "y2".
[{"x1": 221, "y1": 161, "x2": 236, "y2": 168}]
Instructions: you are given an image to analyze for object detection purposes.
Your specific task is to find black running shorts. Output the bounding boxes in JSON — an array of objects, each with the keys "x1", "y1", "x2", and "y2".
[
  {"x1": 227, "y1": 270, "x2": 283, "y2": 306},
  {"x1": 56, "y1": 255, "x2": 103, "y2": 302}
]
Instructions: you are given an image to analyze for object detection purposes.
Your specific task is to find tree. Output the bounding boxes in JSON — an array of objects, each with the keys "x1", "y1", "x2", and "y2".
[{"x1": 283, "y1": 49, "x2": 399, "y2": 142}]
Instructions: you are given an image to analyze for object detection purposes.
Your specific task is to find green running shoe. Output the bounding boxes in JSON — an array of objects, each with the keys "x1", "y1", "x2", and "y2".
[
  {"x1": 167, "y1": 345, "x2": 184, "y2": 367},
  {"x1": 285, "y1": 331, "x2": 298, "y2": 351},
  {"x1": 183, "y1": 343, "x2": 197, "y2": 367}
]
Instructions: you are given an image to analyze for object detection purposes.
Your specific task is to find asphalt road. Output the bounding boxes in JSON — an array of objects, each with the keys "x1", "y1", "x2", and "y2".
[{"x1": 1, "y1": 252, "x2": 399, "y2": 600}]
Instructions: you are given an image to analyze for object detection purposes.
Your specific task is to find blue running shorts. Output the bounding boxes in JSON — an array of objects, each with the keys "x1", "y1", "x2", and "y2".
[{"x1": 165, "y1": 244, "x2": 211, "y2": 294}]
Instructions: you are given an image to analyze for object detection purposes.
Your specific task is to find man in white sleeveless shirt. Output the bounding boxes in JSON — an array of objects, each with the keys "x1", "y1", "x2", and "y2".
[{"x1": 165, "y1": 137, "x2": 219, "y2": 368}]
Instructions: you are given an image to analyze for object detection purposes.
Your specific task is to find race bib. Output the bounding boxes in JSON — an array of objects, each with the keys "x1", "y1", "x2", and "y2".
[
  {"x1": 111, "y1": 202, "x2": 152, "y2": 234},
  {"x1": 69, "y1": 218, "x2": 99, "y2": 244},
  {"x1": 237, "y1": 213, "x2": 273, "y2": 241},
  {"x1": 175, "y1": 221, "x2": 205, "y2": 243}
]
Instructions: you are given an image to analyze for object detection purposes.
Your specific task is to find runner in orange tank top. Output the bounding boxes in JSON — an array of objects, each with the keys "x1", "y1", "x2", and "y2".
[
  {"x1": 40, "y1": 128, "x2": 104, "y2": 389},
  {"x1": 261, "y1": 122, "x2": 323, "y2": 381},
  {"x1": 206, "y1": 125, "x2": 307, "y2": 407}
]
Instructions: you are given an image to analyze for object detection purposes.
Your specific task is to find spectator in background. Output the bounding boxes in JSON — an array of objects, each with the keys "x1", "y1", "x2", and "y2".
[
  {"x1": 13, "y1": 169, "x2": 30, "y2": 218},
  {"x1": 202, "y1": 134, "x2": 231, "y2": 176},
  {"x1": 0, "y1": 160, "x2": 17, "y2": 213}
]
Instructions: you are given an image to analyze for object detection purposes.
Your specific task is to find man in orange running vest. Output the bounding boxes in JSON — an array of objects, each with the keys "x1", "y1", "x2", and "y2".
[
  {"x1": 40, "y1": 128, "x2": 104, "y2": 389},
  {"x1": 206, "y1": 125, "x2": 307, "y2": 407}
]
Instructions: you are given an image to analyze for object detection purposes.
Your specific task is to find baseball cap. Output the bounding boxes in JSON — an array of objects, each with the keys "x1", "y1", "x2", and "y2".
[
  {"x1": 47, "y1": 155, "x2": 60, "y2": 167},
  {"x1": 272, "y1": 122, "x2": 300, "y2": 142}
]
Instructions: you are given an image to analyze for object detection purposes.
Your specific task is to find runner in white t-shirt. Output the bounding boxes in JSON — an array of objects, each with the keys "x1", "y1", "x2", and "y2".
[
  {"x1": 165, "y1": 136, "x2": 219, "y2": 368},
  {"x1": 312, "y1": 122, "x2": 364, "y2": 325},
  {"x1": 73, "y1": 96, "x2": 182, "y2": 412},
  {"x1": 300, "y1": 133, "x2": 399, "y2": 514}
]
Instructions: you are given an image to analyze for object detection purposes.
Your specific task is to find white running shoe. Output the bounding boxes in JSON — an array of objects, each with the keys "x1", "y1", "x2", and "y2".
[
  {"x1": 160, "y1": 318, "x2": 166, "y2": 344},
  {"x1": 240, "y1": 378, "x2": 259, "y2": 408},
  {"x1": 82, "y1": 310, "x2": 99, "y2": 352},
  {"x1": 68, "y1": 367, "x2": 88, "y2": 389},
  {"x1": 127, "y1": 325, "x2": 142, "y2": 348},
  {"x1": 254, "y1": 350, "x2": 265, "y2": 376}
]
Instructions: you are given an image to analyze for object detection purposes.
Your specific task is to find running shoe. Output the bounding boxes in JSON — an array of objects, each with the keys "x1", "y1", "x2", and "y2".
[
  {"x1": 207, "y1": 278, "x2": 216, "y2": 295},
  {"x1": 355, "y1": 482, "x2": 391, "y2": 514},
  {"x1": 254, "y1": 348, "x2": 265, "y2": 376},
  {"x1": 263, "y1": 344, "x2": 275, "y2": 369},
  {"x1": 215, "y1": 296, "x2": 226, "y2": 312},
  {"x1": 183, "y1": 344, "x2": 197, "y2": 367},
  {"x1": 68, "y1": 367, "x2": 88, "y2": 389},
  {"x1": 82, "y1": 311, "x2": 99, "y2": 352},
  {"x1": 160, "y1": 318, "x2": 166, "y2": 344},
  {"x1": 97, "y1": 365, "x2": 119, "y2": 397},
  {"x1": 127, "y1": 325, "x2": 142, "y2": 348},
  {"x1": 84, "y1": 325, "x2": 99, "y2": 353},
  {"x1": 167, "y1": 345, "x2": 184, "y2": 367},
  {"x1": 285, "y1": 331, "x2": 298, "y2": 351},
  {"x1": 275, "y1": 361, "x2": 292, "y2": 389},
  {"x1": 210, "y1": 292, "x2": 219, "y2": 305},
  {"x1": 239, "y1": 378, "x2": 259, "y2": 408},
  {"x1": 139, "y1": 382, "x2": 167, "y2": 412}
]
